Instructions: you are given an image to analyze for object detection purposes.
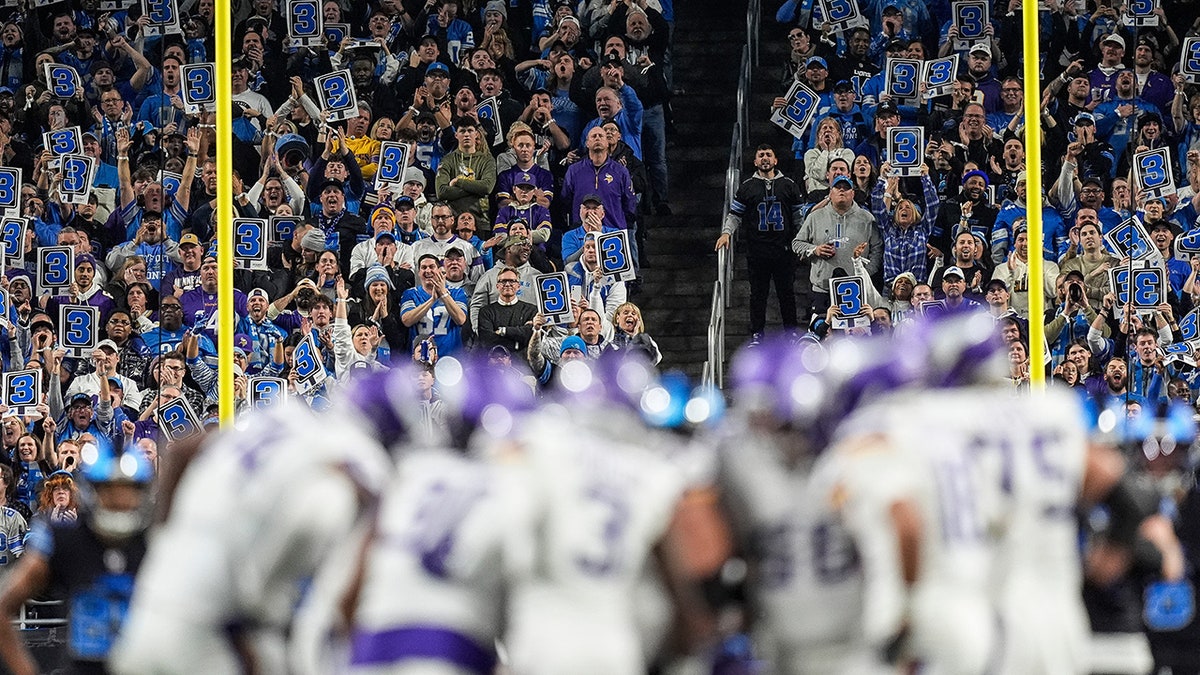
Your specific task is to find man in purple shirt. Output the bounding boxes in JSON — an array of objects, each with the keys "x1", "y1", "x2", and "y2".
[
  {"x1": 1089, "y1": 33, "x2": 1127, "y2": 105},
  {"x1": 180, "y1": 251, "x2": 247, "y2": 335},
  {"x1": 561, "y1": 127, "x2": 637, "y2": 232}
]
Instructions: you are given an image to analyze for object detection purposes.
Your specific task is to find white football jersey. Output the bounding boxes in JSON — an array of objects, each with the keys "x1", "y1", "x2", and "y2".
[
  {"x1": 504, "y1": 409, "x2": 685, "y2": 675},
  {"x1": 716, "y1": 414, "x2": 875, "y2": 674},
  {"x1": 949, "y1": 387, "x2": 1090, "y2": 675},
  {"x1": 829, "y1": 396, "x2": 1000, "y2": 674},
  {"x1": 113, "y1": 403, "x2": 393, "y2": 675},
  {"x1": 347, "y1": 447, "x2": 508, "y2": 673}
]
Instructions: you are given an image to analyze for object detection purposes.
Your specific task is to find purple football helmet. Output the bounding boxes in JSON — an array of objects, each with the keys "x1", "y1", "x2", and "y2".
[
  {"x1": 730, "y1": 333, "x2": 800, "y2": 418},
  {"x1": 903, "y1": 310, "x2": 1007, "y2": 388},
  {"x1": 435, "y1": 356, "x2": 537, "y2": 445},
  {"x1": 784, "y1": 334, "x2": 922, "y2": 445},
  {"x1": 338, "y1": 366, "x2": 423, "y2": 449}
]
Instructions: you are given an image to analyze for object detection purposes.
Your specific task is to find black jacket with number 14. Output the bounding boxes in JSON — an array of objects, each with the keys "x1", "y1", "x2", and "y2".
[{"x1": 730, "y1": 173, "x2": 806, "y2": 261}]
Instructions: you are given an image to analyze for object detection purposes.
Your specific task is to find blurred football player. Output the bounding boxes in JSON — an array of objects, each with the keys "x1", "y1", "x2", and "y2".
[
  {"x1": 716, "y1": 335, "x2": 915, "y2": 674},
  {"x1": 0, "y1": 445, "x2": 152, "y2": 675},
  {"x1": 110, "y1": 394, "x2": 394, "y2": 674},
  {"x1": 330, "y1": 359, "x2": 534, "y2": 675},
  {"x1": 502, "y1": 356, "x2": 711, "y2": 675}
]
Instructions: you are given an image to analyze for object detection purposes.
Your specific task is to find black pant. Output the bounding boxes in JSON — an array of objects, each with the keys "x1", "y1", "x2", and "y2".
[{"x1": 747, "y1": 254, "x2": 797, "y2": 334}]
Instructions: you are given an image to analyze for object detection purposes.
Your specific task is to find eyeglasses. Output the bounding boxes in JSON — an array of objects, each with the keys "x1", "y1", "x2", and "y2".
[
  {"x1": 160, "y1": 304, "x2": 182, "y2": 312},
  {"x1": 1001, "y1": 88, "x2": 1021, "y2": 93},
  {"x1": 432, "y1": 214, "x2": 455, "y2": 220},
  {"x1": 497, "y1": 279, "x2": 520, "y2": 285},
  {"x1": 108, "y1": 319, "x2": 131, "y2": 325},
  {"x1": 1081, "y1": 188, "x2": 1103, "y2": 194}
]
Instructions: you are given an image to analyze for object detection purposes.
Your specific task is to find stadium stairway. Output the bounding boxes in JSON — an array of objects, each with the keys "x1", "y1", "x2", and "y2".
[{"x1": 635, "y1": 0, "x2": 751, "y2": 378}]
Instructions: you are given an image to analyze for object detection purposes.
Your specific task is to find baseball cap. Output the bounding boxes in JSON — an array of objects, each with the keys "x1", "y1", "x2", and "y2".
[
  {"x1": 831, "y1": 174, "x2": 854, "y2": 190},
  {"x1": 1080, "y1": 176, "x2": 1104, "y2": 189},
  {"x1": 1101, "y1": 33, "x2": 1125, "y2": 49},
  {"x1": 394, "y1": 195, "x2": 416, "y2": 210},
  {"x1": 234, "y1": 334, "x2": 253, "y2": 352},
  {"x1": 942, "y1": 266, "x2": 965, "y2": 280},
  {"x1": 886, "y1": 38, "x2": 908, "y2": 52},
  {"x1": 375, "y1": 230, "x2": 397, "y2": 243},
  {"x1": 805, "y1": 56, "x2": 828, "y2": 70},
  {"x1": 180, "y1": 233, "x2": 201, "y2": 247},
  {"x1": 1063, "y1": 269, "x2": 1086, "y2": 283},
  {"x1": 0, "y1": 87, "x2": 13, "y2": 96},
  {"x1": 581, "y1": 193, "x2": 603, "y2": 205},
  {"x1": 986, "y1": 278, "x2": 1008, "y2": 291},
  {"x1": 489, "y1": 345, "x2": 511, "y2": 359},
  {"x1": 426, "y1": 61, "x2": 451, "y2": 77},
  {"x1": 833, "y1": 80, "x2": 854, "y2": 93},
  {"x1": 514, "y1": 173, "x2": 536, "y2": 187},
  {"x1": 876, "y1": 101, "x2": 900, "y2": 117},
  {"x1": 106, "y1": 377, "x2": 123, "y2": 391},
  {"x1": 69, "y1": 393, "x2": 93, "y2": 407},
  {"x1": 1148, "y1": 218, "x2": 1182, "y2": 235},
  {"x1": 560, "y1": 335, "x2": 587, "y2": 356},
  {"x1": 28, "y1": 313, "x2": 54, "y2": 333},
  {"x1": 1016, "y1": 170, "x2": 1028, "y2": 183},
  {"x1": 247, "y1": 288, "x2": 270, "y2": 300},
  {"x1": 969, "y1": 42, "x2": 990, "y2": 55},
  {"x1": 503, "y1": 234, "x2": 531, "y2": 249},
  {"x1": 95, "y1": 339, "x2": 118, "y2": 353},
  {"x1": 1072, "y1": 111, "x2": 1095, "y2": 126},
  {"x1": 443, "y1": 247, "x2": 465, "y2": 258},
  {"x1": 318, "y1": 178, "x2": 345, "y2": 193}
]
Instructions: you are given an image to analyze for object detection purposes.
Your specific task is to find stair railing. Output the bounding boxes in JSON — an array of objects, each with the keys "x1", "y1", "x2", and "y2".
[{"x1": 704, "y1": 0, "x2": 758, "y2": 389}]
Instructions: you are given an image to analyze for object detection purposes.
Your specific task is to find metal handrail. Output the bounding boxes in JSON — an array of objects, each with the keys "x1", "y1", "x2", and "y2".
[
  {"x1": 704, "y1": 0, "x2": 759, "y2": 389},
  {"x1": 15, "y1": 600, "x2": 66, "y2": 630}
]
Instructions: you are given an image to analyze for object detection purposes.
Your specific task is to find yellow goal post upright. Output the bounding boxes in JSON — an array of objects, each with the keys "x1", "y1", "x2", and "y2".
[
  {"x1": 1023, "y1": 0, "x2": 1045, "y2": 391},
  {"x1": 216, "y1": 0, "x2": 235, "y2": 426}
]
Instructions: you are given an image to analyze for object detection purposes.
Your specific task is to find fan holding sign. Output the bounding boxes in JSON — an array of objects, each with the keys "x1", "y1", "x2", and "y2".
[
  {"x1": 770, "y1": 80, "x2": 820, "y2": 141},
  {"x1": 1182, "y1": 38, "x2": 1200, "y2": 84},
  {"x1": 886, "y1": 127, "x2": 924, "y2": 176},
  {"x1": 315, "y1": 69, "x2": 359, "y2": 123}
]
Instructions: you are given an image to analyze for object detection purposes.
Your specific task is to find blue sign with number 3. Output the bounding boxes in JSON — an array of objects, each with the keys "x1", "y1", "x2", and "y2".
[
  {"x1": 156, "y1": 397, "x2": 201, "y2": 441},
  {"x1": 596, "y1": 231, "x2": 634, "y2": 281},
  {"x1": 4, "y1": 371, "x2": 38, "y2": 412},
  {"x1": 59, "y1": 305, "x2": 98, "y2": 355}
]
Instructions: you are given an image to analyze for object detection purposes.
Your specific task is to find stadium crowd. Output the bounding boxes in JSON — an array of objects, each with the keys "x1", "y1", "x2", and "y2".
[
  {"x1": 0, "y1": 0, "x2": 676, "y2": 519},
  {"x1": 0, "y1": 0, "x2": 1194, "y2": 670}
]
